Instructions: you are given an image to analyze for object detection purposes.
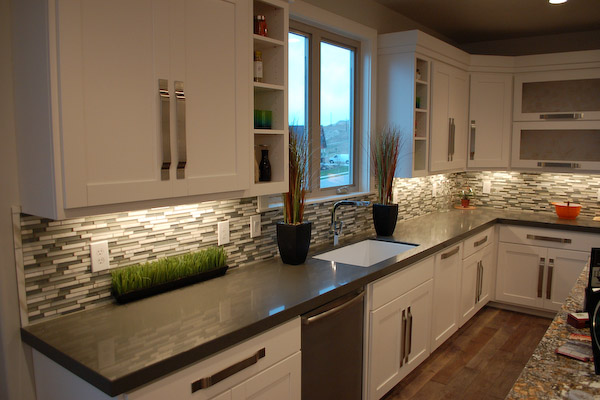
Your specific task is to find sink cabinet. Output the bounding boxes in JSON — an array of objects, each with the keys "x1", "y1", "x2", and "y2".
[
  {"x1": 365, "y1": 257, "x2": 433, "y2": 400},
  {"x1": 13, "y1": 0, "x2": 250, "y2": 219}
]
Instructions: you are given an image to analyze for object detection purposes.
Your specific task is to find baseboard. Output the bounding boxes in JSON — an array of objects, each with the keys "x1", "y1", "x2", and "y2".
[{"x1": 487, "y1": 301, "x2": 557, "y2": 319}]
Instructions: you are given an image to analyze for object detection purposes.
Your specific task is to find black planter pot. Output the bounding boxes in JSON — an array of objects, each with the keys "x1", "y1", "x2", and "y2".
[
  {"x1": 373, "y1": 203, "x2": 399, "y2": 236},
  {"x1": 276, "y1": 221, "x2": 312, "y2": 265}
]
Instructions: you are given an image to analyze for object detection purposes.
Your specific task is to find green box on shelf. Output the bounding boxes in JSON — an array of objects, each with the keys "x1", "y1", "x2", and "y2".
[{"x1": 254, "y1": 109, "x2": 272, "y2": 129}]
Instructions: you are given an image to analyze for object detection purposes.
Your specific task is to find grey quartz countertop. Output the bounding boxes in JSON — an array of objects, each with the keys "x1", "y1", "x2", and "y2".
[{"x1": 21, "y1": 208, "x2": 600, "y2": 396}]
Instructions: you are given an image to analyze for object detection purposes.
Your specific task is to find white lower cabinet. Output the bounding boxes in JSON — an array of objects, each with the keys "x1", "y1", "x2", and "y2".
[
  {"x1": 496, "y1": 225, "x2": 596, "y2": 312},
  {"x1": 431, "y1": 243, "x2": 462, "y2": 351},
  {"x1": 32, "y1": 319, "x2": 300, "y2": 400},
  {"x1": 460, "y1": 243, "x2": 495, "y2": 326},
  {"x1": 365, "y1": 257, "x2": 434, "y2": 400}
]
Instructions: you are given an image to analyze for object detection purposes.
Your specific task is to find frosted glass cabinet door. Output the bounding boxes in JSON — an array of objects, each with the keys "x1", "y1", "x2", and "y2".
[{"x1": 57, "y1": 0, "x2": 173, "y2": 208}]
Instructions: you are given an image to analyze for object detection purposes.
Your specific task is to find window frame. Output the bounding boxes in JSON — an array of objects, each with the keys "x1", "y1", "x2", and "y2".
[{"x1": 289, "y1": 20, "x2": 362, "y2": 198}]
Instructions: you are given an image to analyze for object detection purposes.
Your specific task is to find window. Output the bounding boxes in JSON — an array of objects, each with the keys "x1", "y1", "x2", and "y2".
[{"x1": 289, "y1": 21, "x2": 360, "y2": 196}]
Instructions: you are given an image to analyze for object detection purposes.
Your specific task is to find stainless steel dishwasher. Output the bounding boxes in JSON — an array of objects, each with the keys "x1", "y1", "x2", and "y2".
[{"x1": 301, "y1": 289, "x2": 364, "y2": 400}]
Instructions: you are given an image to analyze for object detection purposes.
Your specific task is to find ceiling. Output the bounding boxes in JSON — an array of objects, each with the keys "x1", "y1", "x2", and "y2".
[{"x1": 373, "y1": 0, "x2": 600, "y2": 45}]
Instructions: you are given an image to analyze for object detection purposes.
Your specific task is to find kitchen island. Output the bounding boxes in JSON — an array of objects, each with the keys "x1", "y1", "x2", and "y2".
[
  {"x1": 21, "y1": 208, "x2": 600, "y2": 396},
  {"x1": 507, "y1": 262, "x2": 600, "y2": 399}
]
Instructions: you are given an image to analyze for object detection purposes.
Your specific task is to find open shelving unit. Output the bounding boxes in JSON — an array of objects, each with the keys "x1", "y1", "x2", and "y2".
[
  {"x1": 412, "y1": 57, "x2": 430, "y2": 176},
  {"x1": 248, "y1": 0, "x2": 289, "y2": 196}
]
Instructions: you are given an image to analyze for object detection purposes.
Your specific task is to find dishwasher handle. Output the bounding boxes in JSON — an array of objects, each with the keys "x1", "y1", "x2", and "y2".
[{"x1": 302, "y1": 291, "x2": 365, "y2": 325}]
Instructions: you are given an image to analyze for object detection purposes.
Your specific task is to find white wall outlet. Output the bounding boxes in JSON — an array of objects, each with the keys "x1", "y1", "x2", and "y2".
[
  {"x1": 432, "y1": 182, "x2": 438, "y2": 197},
  {"x1": 483, "y1": 180, "x2": 491, "y2": 194},
  {"x1": 90, "y1": 241, "x2": 110, "y2": 273},
  {"x1": 250, "y1": 215, "x2": 261, "y2": 238},
  {"x1": 218, "y1": 221, "x2": 230, "y2": 245}
]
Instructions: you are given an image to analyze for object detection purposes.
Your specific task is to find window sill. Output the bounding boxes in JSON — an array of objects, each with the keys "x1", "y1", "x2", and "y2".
[{"x1": 257, "y1": 190, "x2": 374, "y2": 213}]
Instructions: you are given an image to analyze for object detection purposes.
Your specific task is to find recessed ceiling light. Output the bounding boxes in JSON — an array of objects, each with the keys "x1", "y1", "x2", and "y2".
[{"x1": 549, "y1": 0, "x2": 567, "y2": 4}]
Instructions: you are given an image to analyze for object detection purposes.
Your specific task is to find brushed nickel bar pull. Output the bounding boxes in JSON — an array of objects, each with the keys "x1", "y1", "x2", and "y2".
[
  {"x1": 450, "y1": 118, "x2": 456, "y2": 160},
  {"x1": 302, "y1": 291, "x2": 364, "y2": 325},
  {"x1": 400, "y1": 309, "x2": 407, "y2": 367},
  {"x1": 448, "y1": 117, "x2": 453, "y2": 161},
  {"x1": 537, "y1": 258, "x2": 545, "y2": 298},
  {"x1": 406, "y1": 307, "x2": 413, "y2": 363},
  {"x1": 547, "y1": 259, "x2": 554, "y2": 300},
  {"x1": 536, "y1": 162, "x2": 580, "y2": 169},
  {"x1": 441, "y1": 246, "x2": 460, "y2": 259},
  {"x1": 469, "y1": 120, "x2": 476, "y2": 160},
  {"x1": 474, "y1": 236, "x2": 488, "y2": 248},
  {"x1": 526, "y1": 234, "x2": 572, "y2": 244},
  {"x1": 476, "y1": 261, "x2": 482, "y2": 303},
  {"x1": 539, "y1": 113, "x2": 583, "y2": 120},
  {"x1": 159, "y1": 79, "x2": 171, "y2": 181},
  {"x1": 191, "y1": 348, "x2": 266, "y2": 392},
  {"x1": 175, "y1": 81, "x2": 187, "y2": 179},
  {"x1": 479, "y1": 261, "x2": 484, "y2": 301}
]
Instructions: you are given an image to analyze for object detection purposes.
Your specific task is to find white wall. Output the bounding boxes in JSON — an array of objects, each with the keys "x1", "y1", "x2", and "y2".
[{"x1": 0, "y1": 0, "x2": 37, "y2": 398}]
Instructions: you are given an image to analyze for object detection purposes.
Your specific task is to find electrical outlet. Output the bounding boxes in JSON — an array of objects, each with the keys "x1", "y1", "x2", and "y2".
[
  {"x1": 432, "y1": 182, "x2": 438, "y2": 197},
  {"x1": 250, "y1": 215, "x2": 261, "y2": 238},
  {"x1": 90, "y1": 241, "x2": 110, "y2": 273},
  {"x1": 483, "y1": 180, "x2": 491, "y2": 194},
  {"x1": 218, "y1": 221, "x2": 230, "y2": 245}
]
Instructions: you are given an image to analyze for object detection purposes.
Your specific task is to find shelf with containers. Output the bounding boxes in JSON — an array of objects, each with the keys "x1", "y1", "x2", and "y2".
[
  {"x1": 249, "y1": 0, "x2": 289, "y2": 196},
  {"x1": 412, "y1": 57, "x2": 430, "y2": 175}
]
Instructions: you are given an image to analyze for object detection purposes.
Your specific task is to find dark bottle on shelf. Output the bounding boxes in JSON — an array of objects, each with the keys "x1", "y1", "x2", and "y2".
[{"x1": 259, "y1": 149, "x2": 271, "y2": 182}]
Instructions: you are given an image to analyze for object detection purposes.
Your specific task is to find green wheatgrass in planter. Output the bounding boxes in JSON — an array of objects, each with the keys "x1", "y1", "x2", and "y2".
[{"x1": 111, "y1": 246, "x2": 227, "y2": 296}]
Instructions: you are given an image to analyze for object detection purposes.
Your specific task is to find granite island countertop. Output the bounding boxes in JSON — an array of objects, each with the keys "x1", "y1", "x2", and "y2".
[
  {"x1": 507, "y1": 262, "x2": 600, "y2": 399},
  {"x1": 21, "y1": 208, "x2": 600, "y2": 396}
]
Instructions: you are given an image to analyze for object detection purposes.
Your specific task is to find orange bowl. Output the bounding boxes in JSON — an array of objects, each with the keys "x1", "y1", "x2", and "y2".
[{"x1": 552, "y1": 202, "x2": 581, "y2": 219}]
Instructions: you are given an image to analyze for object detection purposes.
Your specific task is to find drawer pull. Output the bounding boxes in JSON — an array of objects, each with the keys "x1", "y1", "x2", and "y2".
[
  {"x1": 473, "y1": 236, "x2": 488, "y2": 247},
  {"x1": 191, "y1": 348, "x2": 266, "y2": 392},
  {"x1": 536, "y1": 162, "x2": 580, "y2": 169},
  {"x1": 537, "y1": 258, "x2": 545, "y2": 298},
  {"x1": 539, "y1": 113, "x2": 583, "y2": 120},
  {"x1": 526, "y1": 234, "x2": 572, "y2": 244},
  {"x1": 547, "y1": 259, "x2": 554, "y2": 300},
  {"x1": 441, "y1": 246, "x2": 459, "y2": 259},
  {"x1": 175, "y1": 81, "x2": 187, "y2": 179}
]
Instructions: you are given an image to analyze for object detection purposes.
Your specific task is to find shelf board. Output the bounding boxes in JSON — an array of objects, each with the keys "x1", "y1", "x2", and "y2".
[
  {"x1": 254, "y1": 129, "x2": 286, "y2": 135},
  {"x1": 414, "y1": 136, "x2": 427, "y2": 141},
  {"x1": 254, "y1": 34, "x2": 285, "y2": 48},
  {"x1": 416, "y1": 79, "x2": 428, "y2": 85},
  {"x1": 415, "y1": 108, "x2": 428, "y2": 113},
  {"x1": 254, "y1": 82, "x2": 285, "y2": 92}
]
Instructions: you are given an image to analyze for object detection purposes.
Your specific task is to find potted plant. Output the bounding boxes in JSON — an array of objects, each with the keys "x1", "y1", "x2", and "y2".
[
  {"x1": 277, "y1": 126, "x2": 312, "y2": 265},
  {"x1": 371, "y1": 126, "x2": 401, "y2": 236},
  {"x1": 458, "y1": 187, "x2": 474, "y2": 208}
]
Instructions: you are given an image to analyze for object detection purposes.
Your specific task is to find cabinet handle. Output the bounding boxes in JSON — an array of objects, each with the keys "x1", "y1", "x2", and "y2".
[
  {"x1": 400, "y1": 309, "x2": 407, "y2": 367},
  {"x1": 191, "y1": 348, "x2": 266, "y2": 392},
  {"x1": 158, "y1": 79, "x2": 171, "y2": 181},
  {"x1": 547, "y1": 259, "x2": 554, "y2": 300},
  {"x1": 537, "y1": 258, "x2": 545, "y2": 298},
  {"x1": 526, "y1": 234, "x2": 572, "y2": 244},
  {"x1": 479, "y1": 261, "x2": 484, "y2": 302},
  {"x1": 175, "y1": 81, "x2": 187, "y2": 179},
  {"x1": 536, "y1": 162, "x2": 580, "y2": 169},
  {"x1": 447, "y1": 118, "x2": 453, "y2": 161},
  {"x1": 441, "y1": 246, "x2": 460, "y2": 259},
  {"x1": 450, "y1": 118, "x2": 456, "y2": 160},
  {"x1": 475, "y1": 261, "x2": 480, "y2": 303},
  {"x1": 474, "y1": 236, "x2": 488, "y2": 248},
  {"x1": 539, "y1": 113, "x2": 583, "y2": 120},
  {"x1": 302, "y1": 291, "x2": 364, "y2": 325},
  {"x1": 406, "y1": 307, "x2": 413, "y2": 364},
  {"x1": 469, "y1": 120, "x2": 476, "y2": 161}
]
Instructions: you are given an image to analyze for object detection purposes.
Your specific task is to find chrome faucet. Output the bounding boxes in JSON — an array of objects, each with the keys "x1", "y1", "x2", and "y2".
[{"x1": 331, "y1": 200, "x2": 371, "y2": 246}]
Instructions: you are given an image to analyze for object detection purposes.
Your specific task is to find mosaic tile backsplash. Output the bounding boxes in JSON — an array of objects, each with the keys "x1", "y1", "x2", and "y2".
[{"x1": 17, "y1": 171, "x2": 600, "y2": 324}]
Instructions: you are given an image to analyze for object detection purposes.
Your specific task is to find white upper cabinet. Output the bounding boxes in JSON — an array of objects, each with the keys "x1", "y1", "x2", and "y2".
[
  {"x1": 13, "y1": 0, "x2": 250, "y2": 219},
  {"x1": 514, "y1": 69, "x2": 600, "y2": 121},
  {"x1": 468, "y1": 73, "x2": 512, "y2": 169},
  {"x1": 430, "y1": 62, "x2": 468, "y2": 173}
]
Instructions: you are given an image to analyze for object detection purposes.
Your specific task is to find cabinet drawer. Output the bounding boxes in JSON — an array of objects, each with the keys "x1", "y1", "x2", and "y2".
[
  {"x1": 462, "y1": 226, "x2": 494, "y2": 259},
  {"x1": 126, "y1": 318, "x2": 300, "y2": 400},
  {"x1": 499, "y1": 225, "x2": 598, "y2": 252},
  {"x1": 370, "y1": 256, "x2": 434, "y2": 311}
]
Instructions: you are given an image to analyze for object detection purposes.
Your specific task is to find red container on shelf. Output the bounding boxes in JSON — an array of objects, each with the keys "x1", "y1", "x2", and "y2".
[{"x1": 254, "y1": 15, "x2": 268, "y2": 36}]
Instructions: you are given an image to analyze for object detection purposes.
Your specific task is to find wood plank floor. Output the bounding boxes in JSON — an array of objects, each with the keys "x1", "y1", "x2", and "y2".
[{"x1": 381, "y1": 306, "x2": 552, "y2": 400}]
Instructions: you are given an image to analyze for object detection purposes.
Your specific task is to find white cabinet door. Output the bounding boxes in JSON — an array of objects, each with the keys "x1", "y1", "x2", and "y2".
[
  {"x1": 431, "y1": 243, "x2": 462, "y2": 351},
  {"x1": 459, "y1": 251, "x2": 479, "y2": 326},
  {"x1": 430, "y1": 62, "x2": 468, "y2": 172},
  {"x1": 468, "y1": 73, "x2": 512, "y2": 169},
  {"x1": 368, "y1": 280, "x2": 432, "y2": 400},
  {"x1": 231, "y1": 352, "x2": 301, "y2": 400},
  {"x1": 57, "y1": 0, "x2": 249, "y2": 209},
  {"x1": 58, "y1": 0, "x2": 172, "y2": 208},
  {"x1": 544, "y1": 249, "x2": 588, "y2": 311},
  {"x1": 496, "y1": 242, "x2": 545, "y2": 309},
  {"x1": 477, "y1": 244, "x2": 495, "y2": 308}
]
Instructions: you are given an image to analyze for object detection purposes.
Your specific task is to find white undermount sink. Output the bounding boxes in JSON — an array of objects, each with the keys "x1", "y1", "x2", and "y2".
[{"x1": 313, "y1": 240, "x2": 418, "y2": 267}]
